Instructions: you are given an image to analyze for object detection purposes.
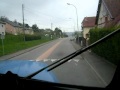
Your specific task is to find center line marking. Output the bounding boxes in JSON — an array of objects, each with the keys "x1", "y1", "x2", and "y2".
[{"x1": 36, "y1": 40, "x2": 62, "y2": 61}]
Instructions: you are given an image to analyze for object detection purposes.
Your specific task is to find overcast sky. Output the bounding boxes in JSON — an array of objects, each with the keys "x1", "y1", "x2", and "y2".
[{"x1": 0, "y1": 0, "x2": 99, "y2": 32}]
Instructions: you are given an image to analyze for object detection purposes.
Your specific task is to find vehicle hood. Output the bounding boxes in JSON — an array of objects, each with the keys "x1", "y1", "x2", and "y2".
[{"x1": 0, "y1": 60, "x2": 58, "y2": 82}]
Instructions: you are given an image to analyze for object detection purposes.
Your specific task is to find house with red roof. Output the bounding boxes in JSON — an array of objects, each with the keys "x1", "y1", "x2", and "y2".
[
  {"x1": 81, "y1": 17, "x2": 96, "y2": 39},
  {"x1": 95, "y1": 0, "x2": 120, "y2": 28}
]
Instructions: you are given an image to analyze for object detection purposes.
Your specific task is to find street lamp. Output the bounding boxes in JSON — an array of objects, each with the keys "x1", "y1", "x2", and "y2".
[
  {"x1": 67, "y1": 3, "x2": 79, "y2": 32},
  {"x1": 67, "y1": 3, "x2": 79, "y2": 41}
]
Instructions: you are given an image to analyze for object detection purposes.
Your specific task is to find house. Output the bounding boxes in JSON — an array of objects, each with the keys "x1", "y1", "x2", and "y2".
[
  {"x1": 24, "y1": 28, "x2": 34, "y2": 35},
  {"x1": 0, "y1": 22, "x2": 6, "y2": 36},
  {"x1": 95, "y1": 0, "x2": 120, "y2": 28},
  {"x1": 1, "y1": 18, "x2": 22, "y2": 35},
  {"x1": 81, "y1": 17, "x2": 96, "y2": 39}
]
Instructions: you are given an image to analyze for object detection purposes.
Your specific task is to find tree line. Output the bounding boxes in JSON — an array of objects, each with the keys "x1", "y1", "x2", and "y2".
[{"x1": 0, "y1": 16, "x2": 68, "y2": 38}]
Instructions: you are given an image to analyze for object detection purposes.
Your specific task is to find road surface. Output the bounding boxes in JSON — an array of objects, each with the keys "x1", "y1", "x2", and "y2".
[{"x1": 8, "y1": 38, "x2": 115, "y2": 87}]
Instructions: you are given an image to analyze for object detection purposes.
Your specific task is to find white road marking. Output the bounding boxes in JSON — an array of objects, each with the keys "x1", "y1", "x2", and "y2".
[
  {"x1": 44, "y1": 59, "x2": 49, "y2": 62},
  {"x1": 51, "y1": 59, "x2": 57, "y2": 62},
  {"x1": 30, "y1": 60, "x2": 34, "y2": 61},
  {"x1": 74, "y1": 59, "x2": 79, "y2": 62},
  {"x1": 38, "y1": 59, "x2": 80, "y2": 63},
  {"x1": 68, "y1": 59, "x2": 71, "y2": 62}
]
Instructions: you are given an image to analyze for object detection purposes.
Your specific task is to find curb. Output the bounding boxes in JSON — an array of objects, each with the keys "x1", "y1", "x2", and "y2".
[{"x1": 0, "y1": 39, "x2": 58, "y2": 60}]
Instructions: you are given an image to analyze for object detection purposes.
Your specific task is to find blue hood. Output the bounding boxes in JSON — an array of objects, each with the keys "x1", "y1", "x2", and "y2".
[{"x1": 0, "y1": 60, "x2": 58, "y2": 82}]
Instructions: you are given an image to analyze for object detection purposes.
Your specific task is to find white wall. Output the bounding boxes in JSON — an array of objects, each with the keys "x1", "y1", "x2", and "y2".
[
  {"x1": 97, "y1": 1, "x2": 111, "y2": 28},
  {"x1": 83, "y1": 27, "x2": 92, "y2": 39}
]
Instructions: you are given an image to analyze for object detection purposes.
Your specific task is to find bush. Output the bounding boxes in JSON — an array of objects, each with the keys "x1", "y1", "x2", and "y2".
[
  {"x1": 0, "y1": 34, "x2": 23, "y2": 45},
  {"x1": 89, "y1": 26, "x2": 120, "y2": 65},
  {"x1": 25, "y1": 35, "x2": 41, "y2": 41}
]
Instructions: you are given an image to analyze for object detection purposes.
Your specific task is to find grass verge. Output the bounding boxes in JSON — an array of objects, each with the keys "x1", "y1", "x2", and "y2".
[{"x1": 0, "y1": 35, "x2": 55, "y2": 57}]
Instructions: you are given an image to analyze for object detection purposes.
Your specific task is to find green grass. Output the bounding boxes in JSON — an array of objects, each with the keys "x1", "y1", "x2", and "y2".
[{"x1": 0, "y1": 34, "x2": 55, "y2": 56}]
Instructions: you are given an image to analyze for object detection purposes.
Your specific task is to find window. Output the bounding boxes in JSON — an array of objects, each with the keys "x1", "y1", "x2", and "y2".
[{"x1": 105, "y1": 16, "x2": 108, "y2": 23}]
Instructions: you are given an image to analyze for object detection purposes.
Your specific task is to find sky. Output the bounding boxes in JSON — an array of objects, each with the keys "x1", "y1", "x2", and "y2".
[{"x1": 0, "y1": 0, "x2": 99, "y2": 32}]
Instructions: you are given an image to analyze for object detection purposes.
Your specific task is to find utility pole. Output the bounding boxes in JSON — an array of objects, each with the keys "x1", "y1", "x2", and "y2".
[
  {"x1": 51, "y1": 23, "x2": 53, "y2": 30},
  {"x1": 22, "y1": 4, "x2": 25, "y2": 41},
  {"x1": 50, "y1": 23, "x2": 53, "y2": 39}
]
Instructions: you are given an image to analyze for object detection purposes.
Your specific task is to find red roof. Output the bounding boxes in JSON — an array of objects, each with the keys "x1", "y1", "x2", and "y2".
[{"x1": 82, "y1": 17, "x2": 96, "y2": 27}]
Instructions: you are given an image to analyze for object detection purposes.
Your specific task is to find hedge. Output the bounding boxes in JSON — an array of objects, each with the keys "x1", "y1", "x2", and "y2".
[
  {"x1": 25, "y1": 35, "x2": 41, "y2": 41},
  {"x1": 89, "y1": 26, "x2": 120, "y2": 65}
]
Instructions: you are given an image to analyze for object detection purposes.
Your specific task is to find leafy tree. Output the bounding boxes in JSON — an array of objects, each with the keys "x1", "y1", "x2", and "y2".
[
  {"x1": 54, "y1": 27, "x2": 63, "y2": 38},
  {"x1": 0, "y1": 16, "x2": 8, "y2": 21},
  {"x1": 18, "y1": 23, "x2": 23, "y2": 26},
  {"x1": 74, "y1": 31, "x2": 79, "y2": 36},
  {"x1": 13, "y1": 19, "x2": 17, "y2": 23},
  {"x1": 25, "y1": 24, "x2": 30, "y2": 28},
  {"x1": 32, "y1": 24, "x2": 39, "y2": 32},
  {"x1": 44, "y1": 28, "x2": 54, "y2": 37},
  {"x1": 39, "y1": 29, "x2": 45, "y2": 34}
]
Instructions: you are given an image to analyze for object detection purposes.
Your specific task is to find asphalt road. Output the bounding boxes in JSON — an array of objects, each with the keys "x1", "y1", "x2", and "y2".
[{"x1": 7, "y1": 37, "x2": 115, "y2": 87}]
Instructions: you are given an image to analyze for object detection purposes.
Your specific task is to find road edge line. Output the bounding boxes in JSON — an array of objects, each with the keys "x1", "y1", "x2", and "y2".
[{"x1": 83, "y1": 57, "x2": 108, "y2": 86}]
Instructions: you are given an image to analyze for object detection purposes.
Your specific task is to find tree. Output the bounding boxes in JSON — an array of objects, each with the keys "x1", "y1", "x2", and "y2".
[
  {"x1": 32, "y1": 24, "x2": 39, "y2": 32},
  {"x1": 54, "y1": 27, "x2": 63, "y2": 38},
  {"x1": 74, "y1": 31, "x2": 80, "y2": 37},
  {"x1": 39, "y1": 29, "x2": 45, "y2": 34},
  {"x1": 13, "y1": 19, "x2": 17, "y2": 23},
  {"x1": 44, "y1": 28, "x2": 54, "y2": 37},
  {"x1": 0, "y1": 16, "x2": 8, "y2": 22},
  {"x1": 25, "y1": 24, "x2": 30, "y2": 28},
  {"x1": 18, "y1": 23, "x2": 23, "y2": 26}
]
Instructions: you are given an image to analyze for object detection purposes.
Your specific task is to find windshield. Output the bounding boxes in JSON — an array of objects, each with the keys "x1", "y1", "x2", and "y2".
[{"x1": 0, "y1": 0, "x2": 119, "y2": 88}]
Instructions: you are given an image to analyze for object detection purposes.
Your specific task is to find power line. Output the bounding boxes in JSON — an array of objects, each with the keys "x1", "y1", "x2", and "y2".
[
  {"x1": 25, "y1": 7, "x2": 69, "y2": 21},
  {"x1": 24, "y1": 9, "x2": 71, "y2": 26}
]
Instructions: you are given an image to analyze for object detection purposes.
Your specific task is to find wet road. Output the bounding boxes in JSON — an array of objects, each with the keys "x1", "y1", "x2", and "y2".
[{"x1": 7, "y1": 37, "x2": 115, "y2": 87}]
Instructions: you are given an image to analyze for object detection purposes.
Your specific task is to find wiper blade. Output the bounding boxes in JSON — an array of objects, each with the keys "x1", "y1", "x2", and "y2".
[
  {"x1": 25, "y1": 28, "x2": 120, "y2": 78},
  {"x1": 47, "y1": 28, "x2": 120, "y2": 71}
]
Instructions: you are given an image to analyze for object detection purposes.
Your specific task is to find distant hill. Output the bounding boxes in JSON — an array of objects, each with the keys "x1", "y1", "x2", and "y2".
[{"x1": 65, "y1": 32, "x2": 74, "y2": 36}]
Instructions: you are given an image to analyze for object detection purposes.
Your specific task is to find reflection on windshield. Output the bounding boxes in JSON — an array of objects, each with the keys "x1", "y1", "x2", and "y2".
[{"x1": 0, "y1": 0, "x2": 120, "y2": 88}]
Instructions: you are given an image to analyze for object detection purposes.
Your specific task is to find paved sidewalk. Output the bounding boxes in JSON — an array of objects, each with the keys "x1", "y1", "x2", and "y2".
[
  {"x1": 0, "y1": 39, "x2": 57, "y2": 60},
  {"x1": 71, "y1": 41, "x2": 117, "y2": 85}
]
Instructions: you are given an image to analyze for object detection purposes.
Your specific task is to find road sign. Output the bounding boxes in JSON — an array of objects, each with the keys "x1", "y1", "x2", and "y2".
[
  {"x1": 0, "y1": 34, "x2": 5, "y2": 39},
  {"x1": 0, "y1": 33, "x2": 5, "y2": 55},
  {"x1": 0, "y1": 32, "x2": 5, "y2": 39}
]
